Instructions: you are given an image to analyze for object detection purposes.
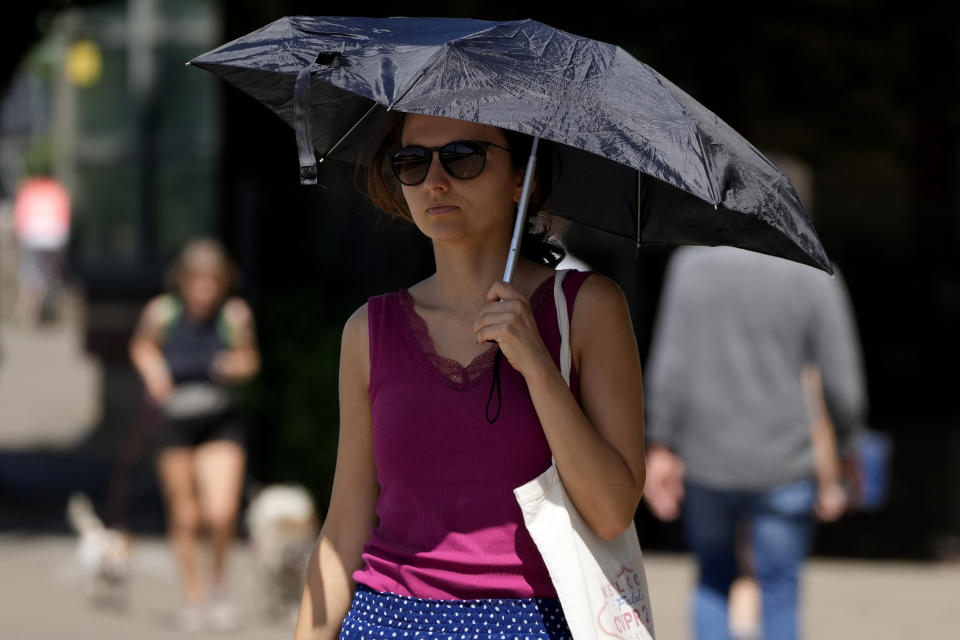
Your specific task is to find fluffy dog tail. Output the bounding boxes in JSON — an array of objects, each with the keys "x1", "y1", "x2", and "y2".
[{"x1": 67, "y1": 492, "x2": 104, "y2": 535}]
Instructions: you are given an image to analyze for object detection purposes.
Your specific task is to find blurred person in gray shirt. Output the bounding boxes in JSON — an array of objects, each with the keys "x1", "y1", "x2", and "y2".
[{"x1": 643, "y1": 245, "x2": 866, "y2": 640}]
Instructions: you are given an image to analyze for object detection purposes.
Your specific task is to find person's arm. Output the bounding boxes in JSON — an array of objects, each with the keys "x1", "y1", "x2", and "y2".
[
  {"x1": 476, "y1": 275, "x2": 645, "y2": 540},
  {"x1": 128, "y1": 296, "x2": 176, "y2": 405},
  {"x1": 641, "y1": 256, "x2": 688, "y2": 522},
  {"x1": 294, "y1": 305, "x2": 379, "y2": 640},
  {"x1": 810, "y1": 273, "x2": 867, "y2": 503},
  {"x1": 811, "y1": 274, "x2": 866, "y2": 455},
  {"x1": 211, "y1": 297, "x2": 261, "y2": 384},
  {"x1": 803, "y1": 365, "x2": 847, "y2": 522}
]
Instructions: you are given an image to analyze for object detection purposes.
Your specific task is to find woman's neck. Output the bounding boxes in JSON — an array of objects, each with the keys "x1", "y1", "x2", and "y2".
[
  {"x1": 427, "y1": 240, "x2": 511, "y2": 313},
  {"x1": 179, "y1": 298, "x2": 220, "y2": 324}
]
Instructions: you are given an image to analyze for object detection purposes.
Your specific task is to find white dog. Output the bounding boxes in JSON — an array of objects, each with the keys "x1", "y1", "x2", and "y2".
[
  {"x1": 245, "y1": 484, "x2": 320, "y2": 620},
  {"x1": 65, "y1": 493, "x2": 133, "y2": 610}
]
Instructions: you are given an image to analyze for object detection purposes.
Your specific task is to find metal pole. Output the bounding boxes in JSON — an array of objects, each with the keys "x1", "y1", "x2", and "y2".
[
  {"x1": 128, "y1": 0, "x2": 157, "y2": 262},
  {"x1": 502, "y1": 135, "x2": 540, "y2": 284}
]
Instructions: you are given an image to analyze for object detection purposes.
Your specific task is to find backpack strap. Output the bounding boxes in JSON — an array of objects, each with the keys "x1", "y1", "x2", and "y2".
[{"x1": 156, "y1": 294, "x2": 182, "y2": 346}]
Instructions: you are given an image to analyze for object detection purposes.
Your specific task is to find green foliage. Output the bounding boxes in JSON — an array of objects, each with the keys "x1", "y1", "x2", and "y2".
[
  {"x1": 23, "y1": 137, "x2": 56, "y2": 176},
  {"x1": 242, "y1": 287, "x2": 346, "y2": 515}
]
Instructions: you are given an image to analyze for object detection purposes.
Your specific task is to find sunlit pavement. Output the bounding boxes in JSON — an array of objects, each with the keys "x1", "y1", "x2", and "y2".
[
  {"x1": 0, "y1": 287, "x2": 103, "y2": 450},
  {"x1": 0, "y1": 323, "x2": 102, "y2": 449},
  {"x1": 642, "y1": 553, "x2": 960, "y2": 639},
  {"x1": 0, "y1": 535, "x2": 956, "y2": 640},
  {"x1": 0, "y1": 534, "x2": 295, "y2": 640}
]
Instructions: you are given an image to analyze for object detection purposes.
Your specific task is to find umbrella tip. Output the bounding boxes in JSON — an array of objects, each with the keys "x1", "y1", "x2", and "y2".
[{"x1": 185, "y1": 61, "x2": 191, "y2": 67}]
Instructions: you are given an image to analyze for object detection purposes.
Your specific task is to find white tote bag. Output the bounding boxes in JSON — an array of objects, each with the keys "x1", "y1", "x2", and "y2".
[{"x1": 514, "y1": 270, "x2": 655, "y2": 640}]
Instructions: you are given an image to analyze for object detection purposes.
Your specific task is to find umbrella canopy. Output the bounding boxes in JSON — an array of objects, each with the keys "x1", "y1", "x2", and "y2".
[{"x1": 191, "y1": 16, "x2": 831, "y2": 273}]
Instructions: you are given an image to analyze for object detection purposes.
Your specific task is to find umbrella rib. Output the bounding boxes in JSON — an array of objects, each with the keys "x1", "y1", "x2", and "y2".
[
  {"x1": 318, "y1": 101, "x2": 381, "y2": 162},
  {"x1": 388, "y1": 58, "x2": 439, "y2": 111},
  {"x1": 387, "y1": 22, "x2": 503, "y2": 113},
  {"x1": 646, "y1": 65, "x2": 720, "y2": 206},
  {"x1": 636, "y1": 170, "x2": 644, "y2": 252},
  {"x1": 692, "y1": 129, "x2": 720, "y2": 207},
  {"x1": 323, "y1": 30, "x2": 492, "y2": 163}
]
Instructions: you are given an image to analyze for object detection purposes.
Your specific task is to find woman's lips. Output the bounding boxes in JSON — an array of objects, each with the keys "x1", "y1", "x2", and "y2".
[{"x1": 426, "y1": 205, "x2": 459, "y2": 215}]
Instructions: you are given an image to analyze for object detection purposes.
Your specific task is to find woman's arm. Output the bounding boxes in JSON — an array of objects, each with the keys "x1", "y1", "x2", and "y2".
[
  {"x1": 212, "y1": 297, "x2": 261, "y2": 384},
  {"x1": 476, "y1": 275, "x2": 645, "y2": 539},
  {"x1": 294, "y1": 304, "x2": 379, "y2": 640},
  {"x1": 128, "y1": 296, "x2": 176, "y2": 405}
]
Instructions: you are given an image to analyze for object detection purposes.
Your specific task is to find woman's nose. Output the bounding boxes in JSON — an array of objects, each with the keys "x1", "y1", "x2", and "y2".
[{"x1": 421, "y1": 151, "x2": 449, "y2": 190}]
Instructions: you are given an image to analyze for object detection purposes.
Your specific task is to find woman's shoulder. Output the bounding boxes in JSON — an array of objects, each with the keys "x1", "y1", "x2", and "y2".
[
  {"x1": 552, "y1": 268, "x2": 621, "y2": 303},
  {"x1": 344, "y1": 302, "x2": 370, "y2": 335},
  {"x1": 572, "y1": 271, "x2": 623, "y2": 300},
  {"x1": 140, "y1": 293, "x2": 179, "y2": 326},
  {"x1": 364, "y1": 287, "x2": 411, "y2": 324},
  {"x1": 340, "y1": 303, "x2": 371, "y2": 382},
  {"x1": 356, "y1": 279, "x2": 427, "y2": 332},
  {"x1": 569, "y1": 272, "x2": 629, "y2": 326},
  {"x1": 131, "y1": 294, "x2": 180, "y2": 342},
  {"x1": 221, "y1": 296, "x2": 254, "y2": 325}
]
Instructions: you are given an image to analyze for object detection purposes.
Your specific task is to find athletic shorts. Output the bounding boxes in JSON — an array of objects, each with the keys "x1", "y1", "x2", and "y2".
[{"x1": 155, "y1": 407, "x2": 246, "y2": 450}]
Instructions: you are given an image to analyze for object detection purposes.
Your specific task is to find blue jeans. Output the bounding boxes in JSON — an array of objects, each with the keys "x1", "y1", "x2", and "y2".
[{"x1": 683, "y1": 479, "x2": 816, "y2": 640}]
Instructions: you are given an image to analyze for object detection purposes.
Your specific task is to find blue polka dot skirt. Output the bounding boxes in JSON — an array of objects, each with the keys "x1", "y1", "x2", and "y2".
[{"x1": 340, "y1": 585, "x2": 573, "y2": 640}]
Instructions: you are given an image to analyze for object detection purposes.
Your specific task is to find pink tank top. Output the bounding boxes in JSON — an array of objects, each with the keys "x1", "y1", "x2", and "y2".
[{"x1": 353, "y1": 270, "x2": 592, "y2": 600}]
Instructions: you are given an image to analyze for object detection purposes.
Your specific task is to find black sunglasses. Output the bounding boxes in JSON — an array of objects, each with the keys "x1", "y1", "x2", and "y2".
[{"x1": 390, "y1": 139, "x2": 511, "y2": 186}]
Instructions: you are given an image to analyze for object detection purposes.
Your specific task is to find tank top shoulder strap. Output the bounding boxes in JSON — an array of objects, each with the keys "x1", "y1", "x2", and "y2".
[{"x1": 366, "y1": 291, "x2": 404, "y2": 392}]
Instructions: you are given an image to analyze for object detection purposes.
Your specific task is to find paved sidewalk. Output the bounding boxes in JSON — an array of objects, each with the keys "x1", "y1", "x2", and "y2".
[
  {"x1": 643, "y1": 553, "x2": 959, "y2": 639},
  {"x1": 1, "y1": 535, "x2": 956, "y2": 639},
  {"x1": 0, "y1": 535, "x2": 294, "y2": 640},
  {"x1": 0, "y1": 313, "x2": 103, "y2": 449}
]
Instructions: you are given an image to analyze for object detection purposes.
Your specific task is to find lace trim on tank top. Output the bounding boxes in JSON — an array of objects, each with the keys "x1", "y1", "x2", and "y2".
[{"x1": 396, "y1": 276, "x2": 556, "y2": 391}]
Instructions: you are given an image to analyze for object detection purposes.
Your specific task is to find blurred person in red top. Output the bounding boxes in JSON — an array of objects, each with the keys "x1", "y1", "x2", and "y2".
[{"x1": 12, "y1": 175, "x2": 70, "y2": 325}]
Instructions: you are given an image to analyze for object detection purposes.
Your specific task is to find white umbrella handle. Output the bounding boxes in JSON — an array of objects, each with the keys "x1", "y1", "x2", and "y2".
[{"x1": 502, "y1": 135, "x2": 540, "y2": 284}]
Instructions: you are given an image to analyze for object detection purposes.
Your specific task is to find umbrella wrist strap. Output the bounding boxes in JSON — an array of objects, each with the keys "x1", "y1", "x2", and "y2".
[
  {"x1": 485, "y1": 350, "x2": 504, "y2": 424},
  {"x1": 295, "y1": 65, "x2": 318, "y2": 185}
]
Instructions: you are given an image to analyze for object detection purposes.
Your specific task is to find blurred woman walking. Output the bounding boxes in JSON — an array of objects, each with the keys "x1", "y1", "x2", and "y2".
[{"x1": 130, "y1": 238, "x2": 260, "y2": 632}]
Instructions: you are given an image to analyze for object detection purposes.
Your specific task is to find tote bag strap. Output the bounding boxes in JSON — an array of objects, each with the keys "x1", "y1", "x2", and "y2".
[{"x1": 553, "y1": 269, "x2": 572, "y2": 387}]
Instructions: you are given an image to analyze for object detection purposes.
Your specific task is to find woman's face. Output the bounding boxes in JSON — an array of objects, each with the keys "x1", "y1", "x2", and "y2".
[
  {"x1": 179, "y1": 267, "x2": 226, "y2": 319},
  {"x1": 399, "y1": 115, "x2": 523, "y2": 246}
]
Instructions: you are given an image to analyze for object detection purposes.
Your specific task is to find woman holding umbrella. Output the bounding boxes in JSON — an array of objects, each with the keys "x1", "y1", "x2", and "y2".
[
  {"x1": 293, "y1": 113, "x2": 647, "y2": 640},
  {"x1": 193, "y1": 18, "x2": 832, "y2": 640}
]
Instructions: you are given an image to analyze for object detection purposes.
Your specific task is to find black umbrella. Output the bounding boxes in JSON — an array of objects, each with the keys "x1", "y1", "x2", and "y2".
[{"x1": 190, "y1": 16, "x2": 831, "y2": 274}]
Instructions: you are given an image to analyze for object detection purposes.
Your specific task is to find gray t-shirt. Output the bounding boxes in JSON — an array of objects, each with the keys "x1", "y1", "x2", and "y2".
[{"x1": 646, "y1": 246, "x2": 867, "y2": 490}]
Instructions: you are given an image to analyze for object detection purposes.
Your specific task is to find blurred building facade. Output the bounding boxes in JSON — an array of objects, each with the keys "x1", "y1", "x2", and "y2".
[
  {"x1": 0, "y1": 0, "x2": 223, "y2": 530},
  {"x1": 3, "y1": 0, "x2": 222, "y2": 336}
]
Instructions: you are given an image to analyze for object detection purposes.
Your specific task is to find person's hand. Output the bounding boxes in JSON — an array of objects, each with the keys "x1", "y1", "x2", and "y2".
[
  {"x1": 473, "y1": 281, "x2": 553, "y2": 378},
  {"x1": 840, "y1": 454, "x2": 864, "y2": 510},
  {"x1": 815, "y1": 482, "x2": 848, "y2": 522},
  {"x1": 643, "y1": 445, "x2": 685, "y2": 522},
  {"x1": 211, "y1": 350, "x2": 249, "y2": 384},
  {"x1": 144, "y1": 372, "x2": 173, "y2": 406}
]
